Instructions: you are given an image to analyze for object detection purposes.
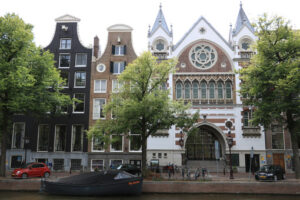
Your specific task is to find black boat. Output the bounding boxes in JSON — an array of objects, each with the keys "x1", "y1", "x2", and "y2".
[{"x1": 40, "y1": 170, "x2": 143, "y2": 196}]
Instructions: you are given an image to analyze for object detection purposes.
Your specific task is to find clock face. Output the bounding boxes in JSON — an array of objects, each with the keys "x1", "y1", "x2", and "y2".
[
  {"x1": 189, "y1": 43, "x2": 218, "y2": 69},
  {"x1": 96, "y1": 63, "x2": 105, "y2": 72}
]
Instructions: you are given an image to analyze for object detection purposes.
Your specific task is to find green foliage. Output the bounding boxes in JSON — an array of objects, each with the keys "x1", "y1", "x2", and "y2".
[{"x1": 239, "y1": 14, "x2": 300, "y2": 127}]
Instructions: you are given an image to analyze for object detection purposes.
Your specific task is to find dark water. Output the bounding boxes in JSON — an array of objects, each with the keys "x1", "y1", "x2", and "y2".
[{"x1": 0, "y1": 192, "x2": 299, "y2": 200}]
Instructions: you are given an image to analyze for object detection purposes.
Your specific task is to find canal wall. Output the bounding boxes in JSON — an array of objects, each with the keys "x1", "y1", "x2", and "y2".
[{"x1": 1, "y1": 179, "x2": 300, "y2": 195}]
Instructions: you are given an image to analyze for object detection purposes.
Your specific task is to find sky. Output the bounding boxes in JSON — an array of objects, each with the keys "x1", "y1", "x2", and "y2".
[{"x1": 1, "y1": 0, "x2": 299, "y2": 55}]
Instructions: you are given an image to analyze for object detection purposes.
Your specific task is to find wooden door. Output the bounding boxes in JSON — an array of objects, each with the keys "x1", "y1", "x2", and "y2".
[{"x1": 273, "y1": 153, "x2": 285, "y2": 170}]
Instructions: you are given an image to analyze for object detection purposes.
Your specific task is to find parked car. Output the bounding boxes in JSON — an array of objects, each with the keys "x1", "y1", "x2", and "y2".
[
  {"x1": 116, "y1": 164, "x2": 141, "y2": 176},
  {"x1": 255, "y1": 164, "x2": 285, "y2": 181},
  {"x1": 11, "y1": 162, "x2": 51, "y2": 179}
]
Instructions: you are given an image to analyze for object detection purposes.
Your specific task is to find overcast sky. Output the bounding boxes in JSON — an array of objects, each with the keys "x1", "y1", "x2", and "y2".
[{"x1": 1, "y1": 0, "x2": 299, "y2": 54}]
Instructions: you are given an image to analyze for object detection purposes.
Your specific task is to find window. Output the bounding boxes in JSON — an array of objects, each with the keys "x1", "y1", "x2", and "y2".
[
  {"x1": 176, "y1": 82, "x2": 182, "y2": 99},
  {"x1": 12, "y1": 123, "x2": 25, "y2": 149},
  {"x1": 54, "y1": 125, "x2": 66, "y2": 152},
  {"x1": 184, "y1": 82, "x2": 191, "y2": 99},
  {"x1": 158, "y1": 153, "x2": 162, "y2": 158},
  {"x1": 243, "y1": 110, "x2": 252, "y2": 127},
  {"x1": 60, "y1": 39, "x2": 71, "y2": 49},
  {"x1": 130, "y1": 134, "x2": 141, "y2": 151},
  {"x1": 217, "y1": 82, "x2": 223, "y2": 99},
  {"x1": 271, "y1": 125, "x2": 284, "y2": 149},
  {"x1": 74, "y1": 72, "x2": 86, "y2": 87},
  {"x1": 112, "y1": 62, "x2": 125, "y2": 74},
  {"x1": 11, "y1": 155, "x2": 23, "y2": 168},
  {"x1": 53, "y1": 159, "x2": 64, "y2": 171},
  {"x1": 189, "y1": 43, "x2": 218, "y2": 69},
  {"x1": 164, "y1": 153, "x2": 168, "y2": 158},
  {"x1": 72, "y1": 125, "x2": 83, "y2": 152},
  {"x1": 110, "y1": 159, "x2": 122, "y2": 169},
  {"x1": 94, "y1": 80, "x2": 107, "y2": 93},
  {"x1": 75, "y1": 53, "x2": 87, "y2": 67},
  {"x1": 112, "y1": 79, "x2": 123, "y2": 93},
  {"x1": 60, "y1": 71, "x2": 69, "y2": 88},
  {"x1": 73, "y1": 94, "x2": 85, "y2": 113},
  {"x1": 38, "y1": 124, "x2": 49, "y2": 152},
  {"x1": 201, "y1": 82, "x2": 207, "y2": 99},
  {"x1": 93, "y1": 98, "x2": 106, "y2": 119},
  {"x1": 111, "y1": 135, "x2": 123, "y2": 152},
  {"x1": 225, "y1": 82, "x2": 232, "y2": 99},
  {"x1": 59, "y1": 54, "x2": 70, "y2": 68},
  {"x1": 71, "y1": 159, "x2": 81, "y2": 170},
  {"x1": 91, "y1": 160, "x2": 104, "y2": 171},
  {"x1": 113, "y1": 45, "x2": 125, "y2": 56},
  {"x1": 155, "y1": 39, "x2": 165, "y2": 51},
  {"x1": 192, "y1": 82, "x2": 199, "y2": 99},
  {"x1": 92, "y1": 135, "x2": 104, "y2": 151},
  {"x1": 152, "y1": 153, "x2": 156, "y2": 158},
  {"x1": 209, "y1": 82, "x2": 215, "y2": 99}
]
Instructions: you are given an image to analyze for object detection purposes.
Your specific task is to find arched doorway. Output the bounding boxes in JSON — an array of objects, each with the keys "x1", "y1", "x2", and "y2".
[{"x1": 185, "y1": 125, "x2": 225, "y2": 161}]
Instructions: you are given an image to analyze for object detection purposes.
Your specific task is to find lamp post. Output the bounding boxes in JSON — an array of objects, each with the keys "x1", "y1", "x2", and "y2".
[
  {"x1": 225, "y1": 121, "x2": 234, "y2": 179},
  {"x1": 24, "y1": 136, "x2": 30, "y2": 165},
  {"x1": 179, "y1": 131, "x2": 184, "y2": 148}
]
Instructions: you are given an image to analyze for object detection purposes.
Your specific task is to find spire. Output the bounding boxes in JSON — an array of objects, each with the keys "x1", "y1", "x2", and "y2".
[
  {"x1": 149, "y1": 4, "x2": 172, "y2": 37},
  {"x1": 233, "y1": 2, "x2": 254, "y2": 35}
]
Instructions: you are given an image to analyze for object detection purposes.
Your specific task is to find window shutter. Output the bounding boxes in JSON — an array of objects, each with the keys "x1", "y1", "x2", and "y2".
[
  {"x1": 124, "y1": 62, "x2": 127, "y2": 69},
  {"x1": 112, "y1": 45, "x2": 115, "y2": 55},
  {"x1": 110, "y1": 62, "x2": 113, "y2": 73},
  {"x1": 124, "y1": 45, "x2": 126, "y2": 55}
]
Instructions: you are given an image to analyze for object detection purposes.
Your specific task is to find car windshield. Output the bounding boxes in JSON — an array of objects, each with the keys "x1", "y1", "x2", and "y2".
[
  {"x1": 117, "y1": 165, "x2": 123, "y2": 170},
  {"x1": 260, "y1": 165, "x2": 271, "y2": 172},
  {"x1": 21, "y1": 163, "x2": 32, "y2": 168}
]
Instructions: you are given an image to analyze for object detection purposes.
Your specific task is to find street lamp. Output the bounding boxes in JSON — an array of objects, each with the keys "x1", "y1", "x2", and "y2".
[
  {"x1": 24, "y1": 136, "x2": 30, "y2": 165},
  {"x1": 225, "y1": 121, "x2": 234, "y2": 179},
  {"x1": 179, "y1": 131, "x2": 184, "y2": 148}
]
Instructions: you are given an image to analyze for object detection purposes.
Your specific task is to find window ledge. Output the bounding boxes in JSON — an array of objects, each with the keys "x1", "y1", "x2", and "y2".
[{"x1": 242, "y1": 127, "x2": 261, "y2": 137}]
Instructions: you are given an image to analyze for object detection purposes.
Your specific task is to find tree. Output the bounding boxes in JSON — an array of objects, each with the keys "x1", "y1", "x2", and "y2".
[
  {"x1": 88, "y1": 52, "x2": 198, "y2": 176},
  {"x1": 239, "y1": 14, "x2": 300, "y2": 178},
  {"x1": 0, "y1": 14, "x2": 71, "y2": 176}
]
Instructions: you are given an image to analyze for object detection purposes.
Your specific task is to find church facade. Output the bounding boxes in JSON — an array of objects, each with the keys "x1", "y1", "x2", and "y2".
[{"x1": 147, "y1": 4, "x2": 266, "y2": 172}]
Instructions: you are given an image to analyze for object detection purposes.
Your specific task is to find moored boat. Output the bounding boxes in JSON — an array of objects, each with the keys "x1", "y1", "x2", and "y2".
[{"x1": 40, "y1": 170, "x2": 142, "y2": 196}]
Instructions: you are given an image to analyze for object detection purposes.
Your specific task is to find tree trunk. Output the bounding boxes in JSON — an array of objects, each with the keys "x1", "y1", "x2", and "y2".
[
  {"x1": 141, "y1": 131, "x2": 147, "y2": 177},
  {"x1": 286, "y1": 111, "x2": 300, "y2": 179},
  {"x1": 0, "y1": 110, "x2": 9, "y2": 177}
]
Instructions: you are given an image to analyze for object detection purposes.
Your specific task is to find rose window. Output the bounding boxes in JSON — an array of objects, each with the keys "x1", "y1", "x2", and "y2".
[{"x1": 189, "y1": 44, "x2": 217, "y2": 69}]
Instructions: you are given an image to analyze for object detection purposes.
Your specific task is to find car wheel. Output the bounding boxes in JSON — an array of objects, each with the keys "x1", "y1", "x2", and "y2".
[
  {"x1": 22, "y1": 173, "x2": 28, "y2": 179},
  {"x1": 274, "y1": 175, "x2": 278, "y2": 182},
  {"x1": 44, "y1": 172, "x2": 50, "y2": 178}
]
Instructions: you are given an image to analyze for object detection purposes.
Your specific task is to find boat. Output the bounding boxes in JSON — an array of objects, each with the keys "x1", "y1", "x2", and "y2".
[{"x1": 40, "y1": 170, "x2": 143, "y2": 196}]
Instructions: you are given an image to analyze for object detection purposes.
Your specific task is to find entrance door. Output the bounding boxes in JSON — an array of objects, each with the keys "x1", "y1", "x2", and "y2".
[
  {"x1": 273, "y1": 153, "x2": 285, "y2": 170},
  {"x1": 245, "y1": 154, "x2": 260, "y2": 173}
]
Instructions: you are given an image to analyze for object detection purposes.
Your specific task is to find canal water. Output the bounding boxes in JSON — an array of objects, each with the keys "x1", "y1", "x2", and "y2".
[{"x1": 0, "y1": 192, "x2": 299, "y2": 200}]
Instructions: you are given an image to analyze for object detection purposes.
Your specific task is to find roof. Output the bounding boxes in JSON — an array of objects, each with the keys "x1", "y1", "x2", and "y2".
[
  {"x1": 233, "y1": 3, "x2": 254, "y2": 35},
  {"x1": 55, "y1": 14, "x2": 80, "y2": 23},
  {"x1": 149, "y1": 4, "x2": 172, "y2": 37},
  {"x1": 107, "y1": 24, "x2": 133, "y2": 32}
]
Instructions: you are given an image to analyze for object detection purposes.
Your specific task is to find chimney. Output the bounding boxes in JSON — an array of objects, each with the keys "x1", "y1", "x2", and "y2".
[{"x1": 93, "y1": 36, "x2": 99, "y2": 58}]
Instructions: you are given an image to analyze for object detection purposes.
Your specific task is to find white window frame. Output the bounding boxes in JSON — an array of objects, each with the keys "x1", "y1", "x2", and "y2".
[
  {"x1": 11, "y1": 123, "x2": 25, "y2": 149},
  {"x1": 109, "y1": 159, "x2": 123, "y2": 168},
  {"x1": 94, "y1": 80, "x2": 107, "y2": 93},
  {"x1": 75, "y1": 53, "x2": 87, "y2": 67},
  {"x1": 60, "y1": 38, "x2": 71, "y2": 49},
  {"x1": 114, "y1": 45, "x2": 124, "y2": 56},
  {"x1": 71, "y1": 125, "x2": 84, "y2": 152},
  {"x1": 54, "y1": 124, "x2": 67, "y2": 152},
  {"x1": 59, "y1": 53, "x2": 71, "y2": 68},
  {"x1": 91, "y1": 135, "x2": 105, "y2": 152},
  {"x1": 112, "y1": 79, "x2": 124, "y2": 93},
  {"x1": 74, "y1": 71, "x2": 86, "y2": 88},
  {"x1": 93, "y1": 98, "x2": 106, "y2": 120},
  {"x1": 129, "y1": 134, "x2": 142, "y2": 152},
  {"x1": 73, "y1": 93, "x2": 85, "y2": 114},
  {"x1": 113, "y1": 62, "x2": 125, "y2": 74},
  {"x1": 271, "y1": 125, "x2": 285, "y2": 150},
  {"x1": 60, "y1": 70, "x2": 69, "y2": 88},
  {"x1": 91, "y1": 159, "x2": 105, "y2": 172},
  {"x1": 37, "y1": 124, "x2": 49, "y2": 152},
  {"x1": 110, "y1": 134, "x2": 123, "y2": 152}
]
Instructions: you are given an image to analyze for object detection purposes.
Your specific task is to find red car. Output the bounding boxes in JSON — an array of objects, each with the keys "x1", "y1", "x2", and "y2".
[{"x1": 12, "y1": 162, "x2": 51, "y2": 178}]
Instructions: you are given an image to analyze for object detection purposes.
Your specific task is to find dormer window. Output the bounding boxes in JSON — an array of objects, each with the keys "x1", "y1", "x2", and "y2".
[
  {"x1": 60, "y1": 39, "x2": 71, "y2": 49},
  {"x1": 112, "y1": 45, "x2": 126, "y2": 56}
]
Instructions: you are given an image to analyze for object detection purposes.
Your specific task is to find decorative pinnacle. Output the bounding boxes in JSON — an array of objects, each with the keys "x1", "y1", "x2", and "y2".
[
  {"x1": 240, "y1": 1, "x2": 242, "y2": 7},
  {"x1": 160, "y1": 3, "x2": 162, "y2": 9}
]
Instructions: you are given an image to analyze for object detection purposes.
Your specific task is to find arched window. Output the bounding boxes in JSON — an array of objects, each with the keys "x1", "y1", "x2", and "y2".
[
  {"x1": 217, "y1": 82, "x2": 223, "y2": 99},
  {"x1": 225, "y1": 82, "x2": 232, "y2": 99},
  {"x1": 192, "y1": 81, "x2": 199, "y2": 99},
  {"x1": 209, "y1": 82, "x2": 215, "y2": 99},
  {"x1": 184, "y1": 82, "x2": 191, "y2": 99},
  {"x1": 176, "y1": 82, "x2": 182, "y2": 99},
  {"x1": 200, "y1": 82, "x2": 207, "y2": 99}
]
